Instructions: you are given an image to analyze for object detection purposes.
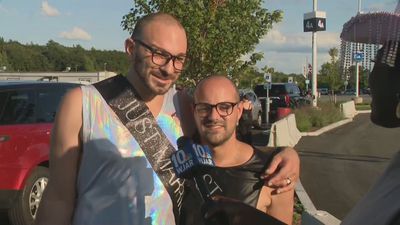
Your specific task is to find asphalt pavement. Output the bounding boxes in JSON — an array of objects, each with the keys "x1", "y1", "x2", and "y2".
[
  {"x1": 297, "y1": 113, "x2": 400, "y2": 220},
  {"x1": 0, "y1": 210, "x2": 8, "y2": 225}
]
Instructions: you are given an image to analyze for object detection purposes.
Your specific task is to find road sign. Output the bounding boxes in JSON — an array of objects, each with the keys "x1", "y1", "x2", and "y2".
[
  {"x1": 264, "y1": 73, "x2": 272, "y2": 83},
  {"x1": 353, "y1": 52, "x2": 364, "y2": 62},
  {"x1": 305, "y1": 79, "x2": 310, "y2": 84},
  {"x1": 303, "y1": 11, "x2": 326, "y2": 32},
  {"x1": 288, "y1": 76, "x2": 293, "y2": 83}
]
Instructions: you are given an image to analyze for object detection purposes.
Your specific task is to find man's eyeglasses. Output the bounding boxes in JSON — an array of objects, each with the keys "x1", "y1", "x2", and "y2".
[
  {"x1": 194, "y1": 102, "x2": 239, "y2": 118},
  {"x1": 134, "y1": 39, "x2": 186, "y2": 71}
]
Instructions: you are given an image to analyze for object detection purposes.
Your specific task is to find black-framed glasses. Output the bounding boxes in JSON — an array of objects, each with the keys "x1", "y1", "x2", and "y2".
[
  {"x1": 194, "y1": 102, "x2": 239, "y2": 118},
  {"x1": 134, "y1": 39, "x2": 186, "y2": 71}
]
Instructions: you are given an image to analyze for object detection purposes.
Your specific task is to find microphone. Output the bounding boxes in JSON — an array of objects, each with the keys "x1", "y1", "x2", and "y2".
[
  {"x1": 171, "y1": 136, "x2": 215, "y2": 201},
  {"x1": 172, "y1": 137, "x2": 230, "y2": 225}
]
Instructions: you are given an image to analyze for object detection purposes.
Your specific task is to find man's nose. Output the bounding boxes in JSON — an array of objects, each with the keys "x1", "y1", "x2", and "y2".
[
  {"x1": 159, "y1": 59, "x2": 175, "y2": 76},
  {"x1": 207, "y1": 107, "x2": 221, "y2": 120}
]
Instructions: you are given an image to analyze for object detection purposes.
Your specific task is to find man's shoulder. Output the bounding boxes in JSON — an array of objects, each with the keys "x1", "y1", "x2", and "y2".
[{"x1": 246, "y1": 146, "x2": 273, "y2": 169}]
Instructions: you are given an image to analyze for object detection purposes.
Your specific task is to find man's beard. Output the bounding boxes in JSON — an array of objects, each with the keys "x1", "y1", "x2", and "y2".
[
  {"x1": 201, "y1": 120, "x2": 234, "y2": 147},
  {"x1": 133, "y1": 55, "x2": 173, "y2": 96}
]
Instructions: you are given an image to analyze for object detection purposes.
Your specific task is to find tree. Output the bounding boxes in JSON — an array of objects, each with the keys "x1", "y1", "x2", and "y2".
[
  {"x1": 121, "y1": 0, "x2": 282, "y2": 87},
  {"x1": 319, "y1": 47, "x2": 341, "y2": 94}
]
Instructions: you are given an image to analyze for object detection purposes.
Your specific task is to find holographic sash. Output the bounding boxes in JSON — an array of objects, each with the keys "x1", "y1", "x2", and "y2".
[{"x1": 94, "y1": 75, "x2": 185, "y2": 224}]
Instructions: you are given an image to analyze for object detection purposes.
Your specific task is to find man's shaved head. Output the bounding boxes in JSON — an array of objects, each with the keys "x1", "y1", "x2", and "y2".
[
  {"x1": 194, "y1": 75, "x2": 240, "y2": 103},
  {"x1": 132, "y1": 12, "x2": 186, "y2": 40}
]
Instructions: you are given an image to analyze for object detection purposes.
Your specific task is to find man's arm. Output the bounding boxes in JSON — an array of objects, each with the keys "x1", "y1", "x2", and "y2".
[
  {"x1": 35, "y1": 87, "x2": 83, "y2": 225},
  {"x1": 268, "y1": 187, "x2": 294, "y2": 224},
  {"x1": 262, "y1": 147, "x2": 300, "y2": 194},
  {"x1": 203, "y1": 196, "x2": 286, "y2": 225}
]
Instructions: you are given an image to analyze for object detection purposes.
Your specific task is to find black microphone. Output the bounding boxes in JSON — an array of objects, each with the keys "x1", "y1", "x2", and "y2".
[
  {"x1": 171, "y1": 137, "x2": 230, "y2": 225},
  {"x1": 171, "y1": 136, "x2": 215, "y2": 201}
]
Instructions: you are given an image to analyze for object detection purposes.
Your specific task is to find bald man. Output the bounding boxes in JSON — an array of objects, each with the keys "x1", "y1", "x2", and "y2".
[
  {"x1": 180, "y1": 76, "x2": 294, "y2": 225},
  {"x1": 35, "y1": 13, "x2": 299, "y2": 225}
]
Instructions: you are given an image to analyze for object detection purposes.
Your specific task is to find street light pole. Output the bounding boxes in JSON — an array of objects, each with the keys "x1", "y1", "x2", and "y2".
[
  {"x1": 355, "y1": 0, "x2": 362, "y2": 97},
  {"x1": 311, "y1": 0, "x2": 318, "y2": 107},
  {"x1": 303, "y1": 0, "x2": 326, "y2": 107}
]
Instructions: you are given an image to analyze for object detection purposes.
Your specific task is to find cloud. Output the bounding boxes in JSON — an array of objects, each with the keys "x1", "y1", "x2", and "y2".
[
  {"x1": 59, "y1": 27, "x2": 92, "y2": 41},
  {"x1": 366, "y1": 1, "x2": 398, "y2": 12},
  {"x1": 0, "y1": 3, "x2": 8, "y2": 13},
  {"x1": 258, "y1": 29, "x2": 341, "y2": 53},
  {"x1": 256, "y1": 51, "x2": 332, "y2": 74},
  {"x1": 253, "y1": 28, "x2": 340, "y2": 73},
  {"x1": 41, "y1": 1, "x2": 60, "y2": 17}
]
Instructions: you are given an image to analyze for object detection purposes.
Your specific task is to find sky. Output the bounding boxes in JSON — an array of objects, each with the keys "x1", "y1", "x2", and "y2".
[{"x1": 0, "y1": 0, "x2": 397, "y2": 74}]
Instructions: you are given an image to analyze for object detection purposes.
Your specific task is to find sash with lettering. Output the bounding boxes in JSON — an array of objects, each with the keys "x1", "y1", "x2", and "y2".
[{"x1": 94, "y1": 74, "x2": 184, "y2": 224}]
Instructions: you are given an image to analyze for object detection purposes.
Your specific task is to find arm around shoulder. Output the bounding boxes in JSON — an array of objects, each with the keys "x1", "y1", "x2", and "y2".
[{"x1": 35, "y1": 87, "x2": 83, "y2": 225}]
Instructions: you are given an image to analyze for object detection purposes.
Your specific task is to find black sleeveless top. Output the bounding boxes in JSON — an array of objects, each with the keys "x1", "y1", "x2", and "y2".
[{"x1": 180, "y1": 147, "x2": 272, "y2": 225}]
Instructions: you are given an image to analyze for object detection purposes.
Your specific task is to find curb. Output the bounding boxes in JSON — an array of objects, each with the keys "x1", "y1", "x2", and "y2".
[
  {"x1": 300, "y1": 110, "x2": 370, "y2": 137},
  {"x1": 300, "y1": 118, "x2": 353, "y2": 136},
  {"x1": 356, "y1": 110, "x2": 371, "y2": 114},
  {"x1": 296, "y1": 181, "x2": 341, "y2": 225}
]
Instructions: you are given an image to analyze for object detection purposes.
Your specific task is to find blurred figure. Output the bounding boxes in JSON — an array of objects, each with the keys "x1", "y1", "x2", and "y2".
[
  {"x1": 340, "y1": 2, "x2": 400, "y2": 224},
  {"x1": 237, "y1": 93, "x2": 253, "y2": 144}
]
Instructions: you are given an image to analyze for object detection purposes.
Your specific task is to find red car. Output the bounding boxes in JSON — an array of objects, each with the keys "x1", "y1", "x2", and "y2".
[{"x1": 0, "y1": 81, "x2": 79, "y2": 225}]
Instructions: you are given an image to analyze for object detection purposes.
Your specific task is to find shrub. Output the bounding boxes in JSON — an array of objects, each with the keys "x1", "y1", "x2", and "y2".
[{"x1": 294, "y1": 102, "x2": 343, "y2": 132}]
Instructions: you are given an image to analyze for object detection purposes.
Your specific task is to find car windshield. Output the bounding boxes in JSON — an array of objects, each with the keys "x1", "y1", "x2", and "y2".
[{"x1": 270, "y1": 85, "x2": 286, "y2": 96}]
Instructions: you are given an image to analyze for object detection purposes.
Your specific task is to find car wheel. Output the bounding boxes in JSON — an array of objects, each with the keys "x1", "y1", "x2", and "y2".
[{"x1": 8, "y1": 166, "x2": 49, "y2": 225}]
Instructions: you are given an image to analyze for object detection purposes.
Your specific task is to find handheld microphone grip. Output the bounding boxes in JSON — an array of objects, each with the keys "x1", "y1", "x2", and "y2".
[
  {"x1": 171, "y1": 136, "x2": 215, "y2": 201},
  {"x1": 173, "y1": 137, "x2": 231, "y2": 225}
]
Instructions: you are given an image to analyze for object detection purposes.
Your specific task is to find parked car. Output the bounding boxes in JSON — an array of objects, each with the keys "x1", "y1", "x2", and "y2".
[
  {"x1": 0, "y1": 81, "x2": 80, "y2": 225},
  {"x1": 361, "y1": 88, "x2": 371, "y2": 95},
  {"x1": 254, "y1": 83, "x2": 311, "y2": 121},
  {"x1": 318, "y1": 88, "x2": 329, "y2": 95},
  {"x1": 344, "y1": 89, "x2": 357, "y2": 95},
  {"x1": 239, "y1": 89, "x2": 263, "y2": 127}
]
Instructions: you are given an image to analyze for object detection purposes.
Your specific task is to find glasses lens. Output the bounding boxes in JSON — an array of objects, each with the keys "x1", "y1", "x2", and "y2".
[
  {"x1": 216, "y1": 102, "x2": 234, "y2": 116},
  {"x1": 152, "y1": 52, "x2": 169, "y2": 66},
  {"x1": 173, "y1": 57, "x2": 186, "y2": 71},
  {"x1": 195, "y1": 104, "x2": 211, "y2": 117}
]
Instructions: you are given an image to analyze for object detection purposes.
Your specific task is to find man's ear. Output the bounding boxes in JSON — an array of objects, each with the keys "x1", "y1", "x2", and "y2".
[{"x1": 125, "y1": 37, "x2": 135, "y2": 56}]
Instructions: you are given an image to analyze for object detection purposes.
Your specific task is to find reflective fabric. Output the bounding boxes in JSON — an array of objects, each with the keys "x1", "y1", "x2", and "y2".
[{"x1": 73, "y1": 85, "x2": 182, "y2": 225}]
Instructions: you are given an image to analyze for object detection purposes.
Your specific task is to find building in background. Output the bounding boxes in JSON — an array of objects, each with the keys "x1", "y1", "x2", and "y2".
[
  {"x1": 0, "y1": 71, "x2": 117, "y2": 84},
  {"x1": 340, "y1": 40, "x2": 380, "y2": 80}
]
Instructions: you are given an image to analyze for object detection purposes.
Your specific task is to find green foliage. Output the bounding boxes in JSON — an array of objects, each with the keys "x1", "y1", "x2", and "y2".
[
  {"x1": 293, "y1": 195, "x2": 305, "y2": 225},
  {"x1": 121, "y1": 0, "x2": 283, "y2": 87},
  {"x1": 294, "y1": 102, "x2": 343, "y2": 132},
  {"x1": 318, "y1": 47, "x2": 342, "y2": 94},
  {"x1": 355, "y1": 103, "x2": 371, "y2": 110},
  {"x1": 262, "y1": 66, "x2": 306, "y2": 90},
  {"x1": 345, "y1": 65, "x2": 370, "y2": 90},
  {"x1": 0, "y1": 38, "x2": 129, "y2": 74}
]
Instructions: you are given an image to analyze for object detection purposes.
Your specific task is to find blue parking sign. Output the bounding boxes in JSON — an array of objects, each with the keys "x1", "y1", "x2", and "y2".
[{"x1": 353, "y1": 52, "x2": 364, "y2": 62}]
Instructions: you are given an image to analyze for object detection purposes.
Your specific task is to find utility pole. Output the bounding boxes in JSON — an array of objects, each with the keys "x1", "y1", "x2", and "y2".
[
  {"x1": 355, "y1": 0, "x2": 362, "y2": 97},
  {"x1": 312, "y1": 0, "x2": 318, "y2": 106},
  {"x1": 304, "y1": 0, "x2": 326, "y2": 107}
]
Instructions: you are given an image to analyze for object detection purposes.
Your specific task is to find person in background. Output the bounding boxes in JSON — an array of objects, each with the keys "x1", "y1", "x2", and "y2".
[
  {"x1": 340, "y1": 3, "x2": 400, "y2": 224},
  {"x1": 237, "y1": 93, "x2": 253, "y2": 144}
]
